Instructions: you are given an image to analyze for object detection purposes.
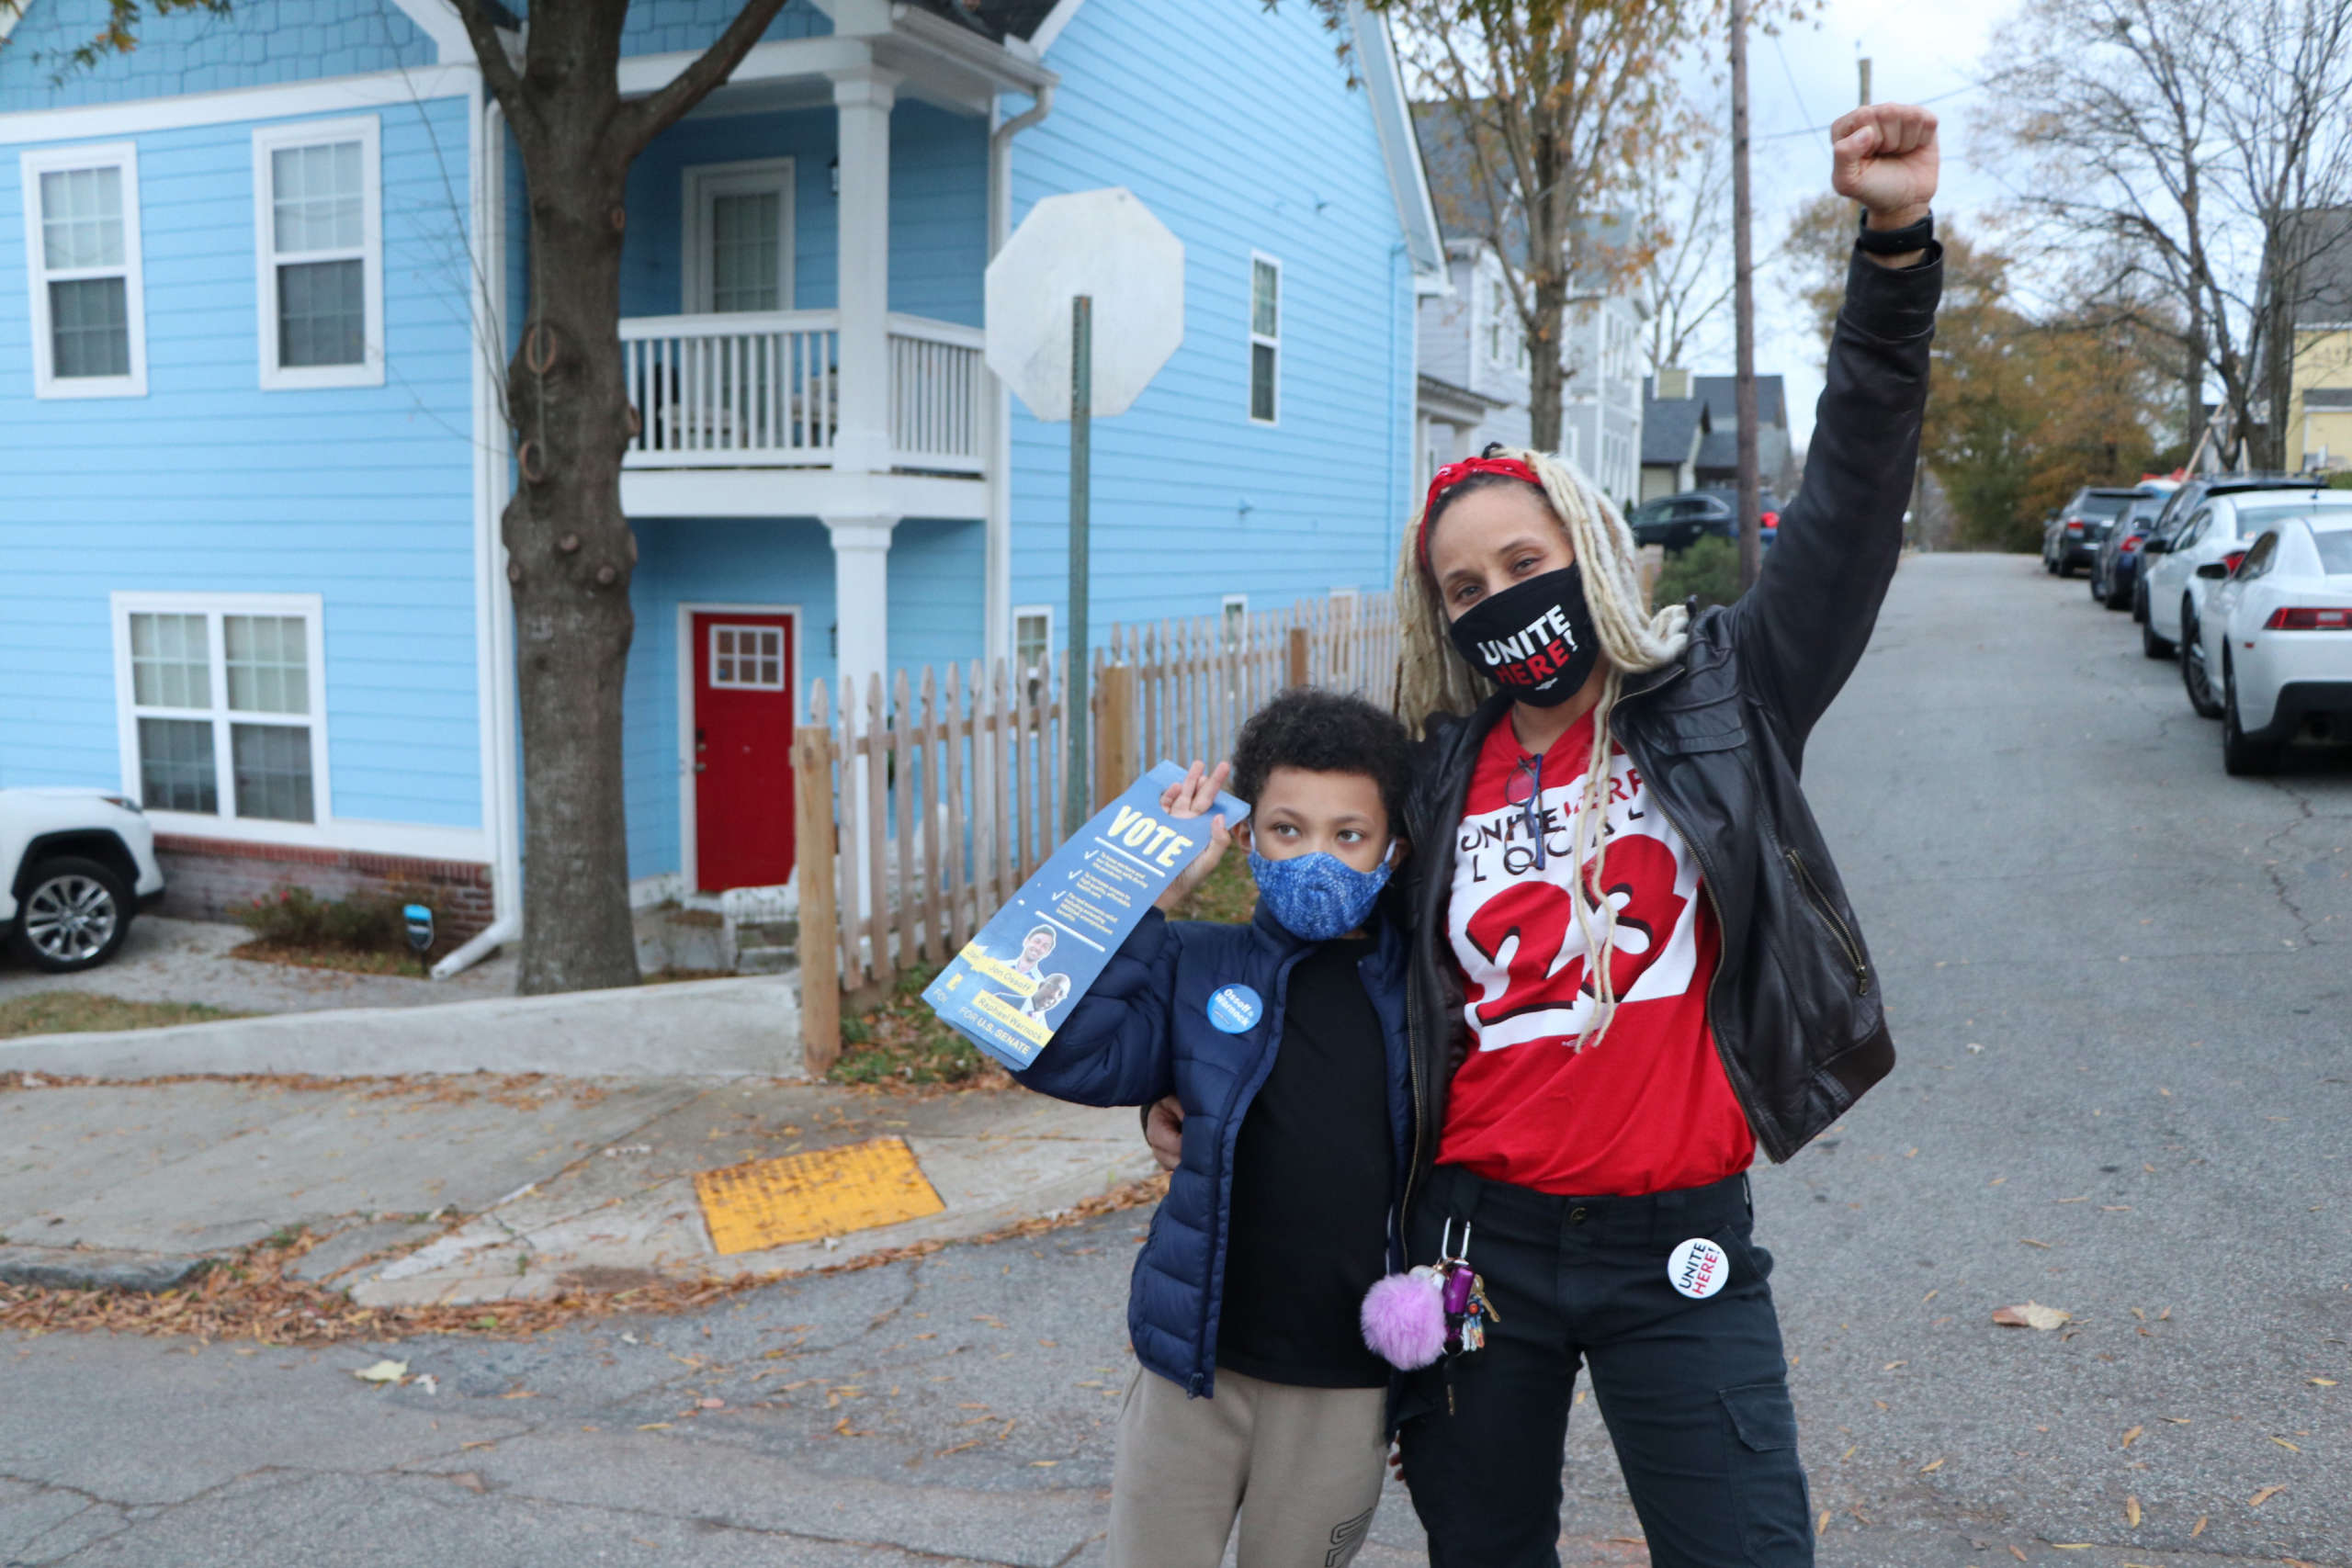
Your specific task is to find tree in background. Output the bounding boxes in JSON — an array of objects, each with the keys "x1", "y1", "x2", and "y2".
[
  {"x1": 1637, "y1": 106, "x2": 1735, "y2": 378},
  {"x1": 1983, "y1": 0, "x2": 2352, "y2": 469},
  {"x1": 16, "y1": 0, "x2": 799, "y2": 994},
  {"x1": 1324, "y1": 1, "x2": 1706, "y2": 449},
  {"x1": 1782, "y1": 194, "x2": 2174, "y2": 550}
]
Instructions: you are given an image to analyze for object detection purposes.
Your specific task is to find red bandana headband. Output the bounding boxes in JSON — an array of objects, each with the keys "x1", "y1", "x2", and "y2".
[{"x1": 1418, "y1": 456, "x2": 1544, "y2": 578}]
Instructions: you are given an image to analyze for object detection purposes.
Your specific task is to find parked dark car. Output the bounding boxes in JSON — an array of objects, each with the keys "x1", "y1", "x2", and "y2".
[
  {"x1": 1628, "y1": 491, "x2": 1735, "y2": 552},
  {"x1": 2042, "y1": 487, "x2": 2150, "y2": 576},
  {"x1": 2088, "y1": 492, "x2": 2170, "y2": 610},
  {"x1": 2132, "y1": 474, "x2": 2324, "y2": 645}
]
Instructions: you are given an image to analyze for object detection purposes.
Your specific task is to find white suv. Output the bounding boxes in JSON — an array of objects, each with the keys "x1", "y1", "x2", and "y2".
[{"x1": 2, "y1": 790, "x2": 167, "y2": 973}]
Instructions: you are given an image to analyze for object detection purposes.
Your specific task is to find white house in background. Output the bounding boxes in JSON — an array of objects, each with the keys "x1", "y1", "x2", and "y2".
[
  {"x1": 1413, "y1": 237, "x2": 1528, "y2": 490},
  {"x1": 1559, "y1": 279, "x2": 1646, "y2": 506}
]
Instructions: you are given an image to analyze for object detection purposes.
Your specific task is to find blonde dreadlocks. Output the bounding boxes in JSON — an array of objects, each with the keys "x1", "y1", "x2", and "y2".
[{"x1": 1393, "y1": 446, "x2": 1691, "y2": 1050}]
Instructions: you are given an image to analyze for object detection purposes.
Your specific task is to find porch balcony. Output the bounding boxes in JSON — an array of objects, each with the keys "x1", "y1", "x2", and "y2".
[{"x1": 618, "y1": 309, "x2": 987, "y2": 476}]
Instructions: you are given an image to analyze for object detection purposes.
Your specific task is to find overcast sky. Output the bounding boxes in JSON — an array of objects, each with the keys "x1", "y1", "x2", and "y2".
[{"x1": 1676, "y1": 0, "x2": 2019, "y2": 445}]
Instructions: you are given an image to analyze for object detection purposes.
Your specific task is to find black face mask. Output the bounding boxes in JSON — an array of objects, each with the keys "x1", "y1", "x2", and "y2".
[{"x1": 1446, "y1": 566, "x2": 1601, "y2": 708}]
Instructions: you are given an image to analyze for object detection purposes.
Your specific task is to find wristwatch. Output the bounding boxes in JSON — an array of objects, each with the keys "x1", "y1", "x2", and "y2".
[{"x1": 1856, "y1": 209, "x2": 1933, "y2": 255}]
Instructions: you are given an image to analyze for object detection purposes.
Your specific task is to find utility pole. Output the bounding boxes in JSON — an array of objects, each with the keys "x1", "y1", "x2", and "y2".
[
  {"x1": 1067, "y1": 294, "x2": 1092, "y2": 836},
  {"x1": 1731, "y1": 0, "x2": 1761, "y2": 592}
]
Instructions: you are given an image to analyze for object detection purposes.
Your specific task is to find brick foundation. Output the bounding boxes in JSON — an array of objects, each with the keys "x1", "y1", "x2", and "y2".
[{"x1": 154, "y1": 835, "x2": 496, "y2": 942}]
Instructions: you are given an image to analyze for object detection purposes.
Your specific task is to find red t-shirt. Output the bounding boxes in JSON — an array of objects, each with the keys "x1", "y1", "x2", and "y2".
[{"x1": 1435, "y1": 709, "x2": 1756, "y2": 1196}]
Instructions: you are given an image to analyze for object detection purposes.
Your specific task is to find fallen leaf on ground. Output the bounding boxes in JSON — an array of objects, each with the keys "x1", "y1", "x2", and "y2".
[
  {"x1": 2249, "y1": 1485, "x2": 2285, "y2": 1507},
  {"x1": 2190, "y1": 1515, "x2": 2207, "y2": 1536},
  {"x1": 2007, "y1": 1547, "x2": 2027, "y2": 1562},
  {"x1": 353, "y1": 1359, "x2": 408, "y2": 1383},
  {"x1": 636, "y1": 1422, "x2": 672, "y2": 1431},
  {"x1": 2124, "y1": 1495, "x2": 2141, "y2": 1527},
  {"x1": 459, "y1": 1440, "x2": 495, "y2": 1451},
  {"x1": 2018, "y1": 1237, "x2": 2052, "y2": 1249},
  {"x1": 1919, "y1": 1457, "x2": 1944, "y2": 1472},
  {"x1": 1991, "y1": 1303, "x2": 2071, "y2": 1331},
  {"x1": 2271, "y1": 1437, "x2": 2301, "y2": 1451},
  {"x1": 447, "y1": 1472, "x2": 486, "y2": 1494},
  {"x1": 2120, "y1": 1425, "x2": 2143, "y2": 1449},
  {"x1": 1815, "y1": 1511, "x2": 1831, "y2": 1537}
]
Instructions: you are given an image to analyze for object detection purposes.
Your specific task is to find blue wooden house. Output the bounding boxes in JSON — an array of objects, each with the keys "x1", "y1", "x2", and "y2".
[{"x1": 0, "y1": 0, "x2": 1444, "y2": 939}]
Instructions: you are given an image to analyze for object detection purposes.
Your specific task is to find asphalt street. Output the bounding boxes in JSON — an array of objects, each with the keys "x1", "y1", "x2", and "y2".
[{"x1": 5, "y1": 553, "x2": 2347, "y2": 1568}]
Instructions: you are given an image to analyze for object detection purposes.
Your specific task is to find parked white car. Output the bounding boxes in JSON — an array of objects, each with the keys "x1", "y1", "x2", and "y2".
[
  {"x1": 1, "y1": 790, "x2": 167, "y2": 972},
  {"x1": 2194, "y1": 510, "x2": 2352, "y2": 773},
  {"x1": 2143, "y1": 488, "x2": 2352, "y2": 718}
]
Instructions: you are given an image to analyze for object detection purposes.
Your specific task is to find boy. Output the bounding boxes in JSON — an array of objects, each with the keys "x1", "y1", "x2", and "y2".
[{"x1": 1013, "y1": 689, "x2": 1415, "y2": 1568}]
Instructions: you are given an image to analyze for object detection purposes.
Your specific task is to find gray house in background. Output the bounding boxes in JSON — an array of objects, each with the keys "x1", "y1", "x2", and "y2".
[{"x1": 1641, "y1": 369, "x2": 1800, "y2": 502}]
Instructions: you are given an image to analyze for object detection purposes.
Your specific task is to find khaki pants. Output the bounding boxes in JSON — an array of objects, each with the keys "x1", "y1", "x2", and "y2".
[{"x1": 1106, "y1": 1365, "x2": 1387, "y2": 1568}]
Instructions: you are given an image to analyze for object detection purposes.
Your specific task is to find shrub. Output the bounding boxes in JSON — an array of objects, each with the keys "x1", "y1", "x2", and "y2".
[
  {"x1": 235, "y1": 885, "x2": 418, "y2": 954},
  {"x1": 1652, "y1": 535, "x2": 1747, "y2": 611}
]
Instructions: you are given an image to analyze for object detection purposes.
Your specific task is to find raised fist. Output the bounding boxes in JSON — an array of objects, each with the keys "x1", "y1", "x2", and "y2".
[{"x1": 1831, "y1": 103, "x2": 1939, "y2": 229}]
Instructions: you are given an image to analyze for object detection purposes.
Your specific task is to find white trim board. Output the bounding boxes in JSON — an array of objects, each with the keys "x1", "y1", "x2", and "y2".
[
  {"x1": 674, "y1": 601, "x2": 803, "y2": 895},
  {"x1": 0, "y1": 64, "x2": 479, "y2": 145}
]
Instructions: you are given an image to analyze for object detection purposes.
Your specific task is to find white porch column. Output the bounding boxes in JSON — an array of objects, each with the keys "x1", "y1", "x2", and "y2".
[
  {"x1": 825, "y1": 513, "x2": 900, "y2": 702},
  {"x1": 831, "y1": 65, "x2": 900, "y2": 475}
]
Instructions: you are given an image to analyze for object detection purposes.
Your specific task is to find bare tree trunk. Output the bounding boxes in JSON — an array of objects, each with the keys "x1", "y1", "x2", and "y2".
[
  {"x1": 1527, "y1": 273, "x2": 1567, "y2": 452},
  {"x1": 451, "y1": 0, "x2": 789, "y2": 994}
]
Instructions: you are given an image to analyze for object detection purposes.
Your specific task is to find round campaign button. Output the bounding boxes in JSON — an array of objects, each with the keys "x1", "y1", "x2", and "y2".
[
  {"x1": 1205, "y1": 984, "x2": 1264, "y2": 1034},
  {"x1": 1667, "y1": 1236, "x2": 1731, "y2": 1301}
]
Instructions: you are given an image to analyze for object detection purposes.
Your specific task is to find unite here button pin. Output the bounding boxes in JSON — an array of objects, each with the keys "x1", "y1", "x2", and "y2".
[{"x1": 1667, "y1": 1236, "x2": 1730, "y2": 1300}]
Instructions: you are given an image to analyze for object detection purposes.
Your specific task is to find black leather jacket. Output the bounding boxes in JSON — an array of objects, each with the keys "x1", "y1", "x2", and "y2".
[{"x1": 1399, "y1": 244, "x2": 1942, "y2": 1217}]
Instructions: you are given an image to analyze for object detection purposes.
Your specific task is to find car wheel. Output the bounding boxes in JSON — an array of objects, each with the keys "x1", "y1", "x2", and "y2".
[
  {"x1": 2103, "y1": 570, "x2": 2131, "y2": 610},
  {"x1": 2132, "y1": 579, "x2": 2149, "y2": 623},
  {"x1": 2089, "y1": 566, "x2": 2106, "y2": 601},
  {"x1": 2180, "y1": 604, "x2": 2222, "y2": 718},
  {"x1": 6, "y1": 855, "x2": 133, "y2": 974},
  {"x1": 2222, "y1": 660, "x2": 2280, "y2": 776}
]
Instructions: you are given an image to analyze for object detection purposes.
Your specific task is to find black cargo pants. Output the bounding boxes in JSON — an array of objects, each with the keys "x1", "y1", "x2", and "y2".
[{"x1": 1396, "y1": 1166, "x2": 1812, "y2": 1568}]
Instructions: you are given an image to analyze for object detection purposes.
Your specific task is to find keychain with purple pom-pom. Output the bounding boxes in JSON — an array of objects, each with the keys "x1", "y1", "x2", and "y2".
[{"x1": 1360, "y1": 1221, "x2": 1498, "y2": 1371}]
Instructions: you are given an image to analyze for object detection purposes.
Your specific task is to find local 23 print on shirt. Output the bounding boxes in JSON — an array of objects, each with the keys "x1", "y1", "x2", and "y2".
[{"x1": 1438, "y1": 711, "x2": 1756, "y2": 1196}]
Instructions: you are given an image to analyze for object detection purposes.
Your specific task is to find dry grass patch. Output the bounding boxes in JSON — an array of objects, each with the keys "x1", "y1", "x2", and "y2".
[{"x1": 0, "y1": 992, "x2": 243, "y2": 1040}]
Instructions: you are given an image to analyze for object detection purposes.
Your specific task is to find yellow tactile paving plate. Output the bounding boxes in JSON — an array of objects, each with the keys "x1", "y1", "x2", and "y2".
[{"x1": 693, "y1": 1135, "x2": 945, "y2": 1256}]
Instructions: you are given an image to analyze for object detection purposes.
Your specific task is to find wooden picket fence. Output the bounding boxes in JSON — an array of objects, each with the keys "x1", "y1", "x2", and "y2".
[{"x1": 791, "y1": 592, "x2": 1400, "y2": 1071}]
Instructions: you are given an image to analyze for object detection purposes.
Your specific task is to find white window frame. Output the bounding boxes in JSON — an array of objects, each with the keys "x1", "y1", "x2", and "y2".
[
  {"x1": 705, "y1": 621, "x2": 789, "y2": 691},
  {"x1": 1013, "y1": 604, "x2": 1055, "y2": 681},
  {"x1": 1220, "y1": 593, "x2": 1249, "y2": 652},
  {"x1": 252, "y1": 116, "x2": 384, "y2": 390},
  {"x1": 1249, "y1": 251, "x2": 1282, "y2": 426},
  {"x1": 20, "y1": 141, "x2": 148, "y2": 400},
  {"x1": 682, "y1": 158, "x2": 796, "y2": 315},
  {"x1": 110, "y1": 592, "x2": 333, "y2": 837}
]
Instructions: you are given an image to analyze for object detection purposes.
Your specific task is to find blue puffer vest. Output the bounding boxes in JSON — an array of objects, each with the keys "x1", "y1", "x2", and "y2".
[{"x1": 1013, "y1": 901, "x2": 1414, "y2": 1397}]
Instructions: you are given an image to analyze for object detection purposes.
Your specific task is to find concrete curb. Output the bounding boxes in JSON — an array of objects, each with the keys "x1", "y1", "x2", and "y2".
[
  {"x1": 0, "y1": 975, "x2": 806, "y2": 1080},
  {"x1": 0, "y1": 1245, "x2": 208, "y2": 1292}
]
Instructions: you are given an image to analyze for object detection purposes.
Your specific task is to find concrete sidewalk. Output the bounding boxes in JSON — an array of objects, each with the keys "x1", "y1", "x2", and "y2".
[{"x1": 0, "y1": 1073, "x2": 1156, "y2": 1307}]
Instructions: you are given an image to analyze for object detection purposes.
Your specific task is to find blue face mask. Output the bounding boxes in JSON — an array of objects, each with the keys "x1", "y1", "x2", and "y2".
[{"x1": 1248, "y1": 845, "x2": 1395, "y2": 942}]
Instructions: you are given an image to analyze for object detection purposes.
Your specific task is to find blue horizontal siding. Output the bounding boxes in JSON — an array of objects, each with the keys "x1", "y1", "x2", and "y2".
[
  {"x1": 619, "y1": 101, "x2": 983, "y2": 326},
  {"x1": 620, "y1": 515, "x2": 982, "y2": 882},
  {"x1": 1003, "y1": 0, "x2": 1415, "y2": 651},
  {"x1": 0, "y1": 0, "x2": 434, "y2": 108},
  {"x1": 0, "y1": 95, "x2": 483, "y2": 831}
]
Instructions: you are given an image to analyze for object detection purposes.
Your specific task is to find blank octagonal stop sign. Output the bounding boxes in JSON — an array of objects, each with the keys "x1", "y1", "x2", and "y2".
[{"x1": 985, "y1": 186, "x2": 1184, "y2": 423}]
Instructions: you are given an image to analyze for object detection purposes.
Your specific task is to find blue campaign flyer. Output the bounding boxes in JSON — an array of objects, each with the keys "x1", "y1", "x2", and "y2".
[{"x1": 922, "y1": 761, "x2": 1250, "y2": 1071}]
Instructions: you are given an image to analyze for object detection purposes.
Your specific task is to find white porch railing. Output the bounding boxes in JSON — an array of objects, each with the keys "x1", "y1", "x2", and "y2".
[
  {"x1": 887, "y1": 312, "x2": 986, "y2": 475},
  {"x1": 618, "y1": 309, "x2": 989, "y2": 475},
  {"x1": 621, "y1": 310, "x2": 839, "y2": 467}
]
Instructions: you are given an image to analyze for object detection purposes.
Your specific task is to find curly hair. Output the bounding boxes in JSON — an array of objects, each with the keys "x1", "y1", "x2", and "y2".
[{"x1": 1230, "y1": 687, "x2": 1413, "y2": 838}]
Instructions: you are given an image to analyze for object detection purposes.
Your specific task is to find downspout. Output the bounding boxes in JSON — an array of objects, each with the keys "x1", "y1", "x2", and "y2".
[
  {"x1": 439, "y1": 85, "x2": 523, "y2": 980},
  {"x1": 983, "y1": 83, "x2": 1055, "y2": 664}
]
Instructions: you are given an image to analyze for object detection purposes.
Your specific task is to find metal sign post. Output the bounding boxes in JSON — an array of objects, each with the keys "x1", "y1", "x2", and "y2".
[{"x1": 1067, "y1": 295, "x2": 1092, "y2": 836}]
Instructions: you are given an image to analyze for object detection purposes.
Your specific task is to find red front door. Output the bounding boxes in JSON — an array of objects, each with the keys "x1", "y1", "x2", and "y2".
[{"x1": 692, "y1": 611, "x2": 796, "y2": 892}]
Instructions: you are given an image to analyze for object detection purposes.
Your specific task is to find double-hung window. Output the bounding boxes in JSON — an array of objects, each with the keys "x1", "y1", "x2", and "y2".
[
  {"x1": 114, "y1": 595, "x2": 328, "y2": 828},
  {"x1": 1014, "y1": 605, "x2": 1054, "y2": 705},
  {"x1": 20, "y1": 142, "x2": 147, "y2": 398},
  {"x1": 1250, "y1": 254, "x2": 1281, "y2": 424},
  {"x1": 254, "y1": 117, "x2": 382, "y2": 389}
]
